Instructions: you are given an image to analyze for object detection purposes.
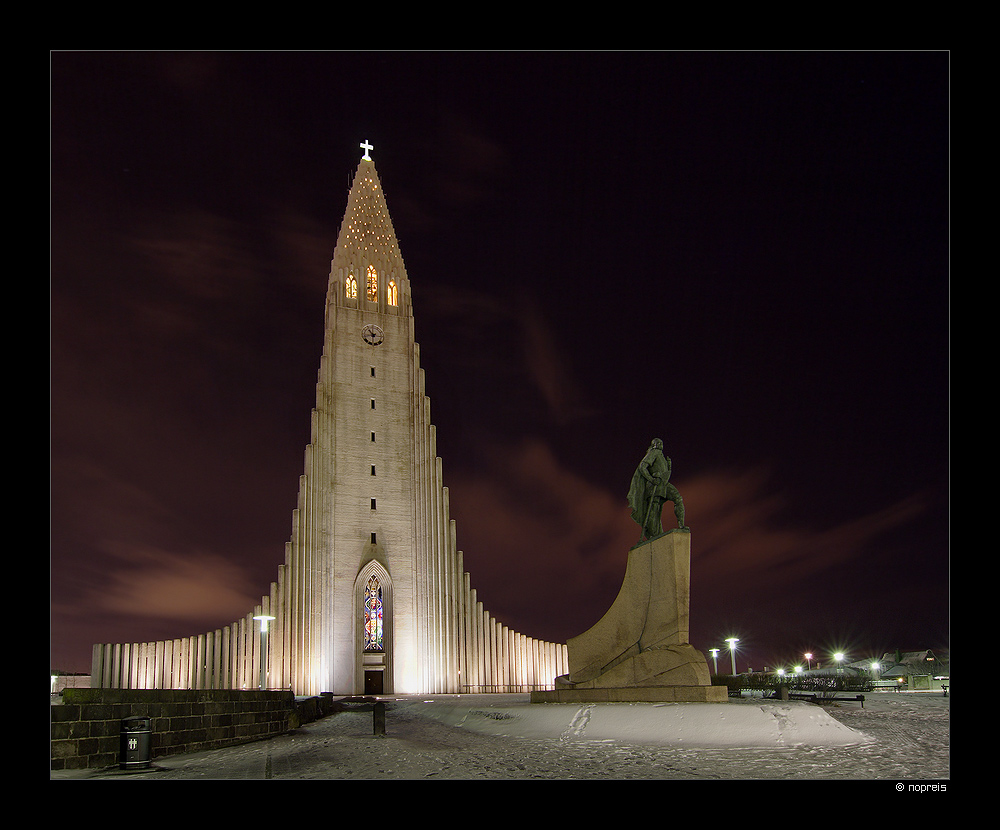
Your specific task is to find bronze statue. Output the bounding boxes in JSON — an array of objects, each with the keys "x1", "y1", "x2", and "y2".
[{"x1": 627, "y1": 438, "x2": 688, "y2": 541}]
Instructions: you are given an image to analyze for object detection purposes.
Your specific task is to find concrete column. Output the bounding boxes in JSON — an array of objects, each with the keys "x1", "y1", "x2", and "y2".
[
  {"x1": 496, "y1": 622, "x2": 504, "y2": 691},
  {"x1": 89, "y1": 644, "x2": 104, "y2": 689},
  {"x1": 187, "y1": 636, "x2": 197, "y2": 689},
  {"x1": 152, "y1": 640, "x2": 164, "y2": 689},
  {"x1": 499, "y1": 625, "x2": 508, "y2": 692},
  {"x1": 195, "y1": 634, "x2": 205, "y2": 689},
  {"x1": 459, "y1": 568, "x2": 470, "y2": 693},
  {"x1": 484, "y1": 611, "x2": 493, "y2": 691},
  {"x1": 469, "y1": 591, "x2": 479, "y2": 691},
  {"x1": 447, "y1": 519, "x2": 459, "y2": 692},
  {"x1": 268, "y1": 583, "x2": 279, "y2": 690},
  {"x1": 513, "y1": 633, "x2": 522, "y2": 692},
  {"x1": 130, "y1": 642, "x2": 140, "y2": 688},
  {"x1": 277, "y1": 563, "x2": 289, "y2": 690}
]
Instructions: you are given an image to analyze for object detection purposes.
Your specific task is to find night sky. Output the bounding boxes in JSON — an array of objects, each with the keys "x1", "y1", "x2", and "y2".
[{"x1": 51, "y1": 51, "x2": 949, "y2": 677}]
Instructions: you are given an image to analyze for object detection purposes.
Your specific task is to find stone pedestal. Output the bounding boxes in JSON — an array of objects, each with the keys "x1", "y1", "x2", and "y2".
[{"x1": 532, "y1": 531, "x2": 726, "y2": 704}]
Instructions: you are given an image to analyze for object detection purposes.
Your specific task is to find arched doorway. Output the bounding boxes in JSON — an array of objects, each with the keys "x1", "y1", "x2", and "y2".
[{"x1": 354, "y1": 559, "x2": 393, "y2": 694}]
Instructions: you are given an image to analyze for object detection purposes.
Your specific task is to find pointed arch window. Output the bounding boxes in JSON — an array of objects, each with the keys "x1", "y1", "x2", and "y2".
[
  {"x1": 366, "y1": 265, "x2": 378, "y2": 302},
  {"x1": 364, "y1": 574, "x2": 384, "y2": 651},
  {"x1": 387, "y1": 279, "x2": 398, "y2": 307},
  {"x1": 346, "y1": 275, "x2": 358, "y2": 300}
]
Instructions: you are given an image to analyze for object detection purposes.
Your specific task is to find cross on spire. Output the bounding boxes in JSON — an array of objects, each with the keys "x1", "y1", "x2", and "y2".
[{"x1": 360, "y1": 140, "x2": 374, "y2": 161}]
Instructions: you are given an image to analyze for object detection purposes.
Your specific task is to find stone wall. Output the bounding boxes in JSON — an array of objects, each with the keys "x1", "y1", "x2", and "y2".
[{"x1": 50, "y1": 688, "x2": 306, "y2": 771}]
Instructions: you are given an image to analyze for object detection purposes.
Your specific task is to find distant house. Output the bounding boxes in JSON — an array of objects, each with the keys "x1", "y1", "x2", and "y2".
[
  {"x1": 51, "y1": 673, "x2": 91, "y2": 694},
  {"x1": 867, "y1": 650, "x2": 949, "y2": 691}
]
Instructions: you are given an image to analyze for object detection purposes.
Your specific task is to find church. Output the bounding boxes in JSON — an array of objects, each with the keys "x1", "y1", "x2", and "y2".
[{"x1": 91, "y1": 143, "x2": 568, "y2": 697}]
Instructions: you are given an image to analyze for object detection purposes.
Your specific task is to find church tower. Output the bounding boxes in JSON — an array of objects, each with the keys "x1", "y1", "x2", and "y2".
[
  {"x1": 284, "y1": 142, "x2": 434, "y2": 696},
  {"x1": 91, "y1": 144, "x2": 568, "y2": 696}
]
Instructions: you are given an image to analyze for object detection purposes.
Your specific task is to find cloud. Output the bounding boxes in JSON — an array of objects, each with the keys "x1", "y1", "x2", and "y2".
[
  {"x1": 51, "y1": 450, "x2": 270, "y2": 635},
  {"x1": 446, "y1": 439, "x2": 646, "y2": 641},
  {"x1": 435, "y1": 113, "x2": 511, "y2": 208},
  {"x1": 89, "y1": 543, "x2": 261, "y2": 624},
  {"x1": 683, "y1": 468, "x2": 930, "y2": 596},
  {"x1": 519, "y1": 302, "x2": 591, "y2": 426},
  {"x1": 418, "y1": 284, "x2": 591, "y2": 430}
]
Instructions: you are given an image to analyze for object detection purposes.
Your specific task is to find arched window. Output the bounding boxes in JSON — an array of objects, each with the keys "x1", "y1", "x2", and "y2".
[
  {"x1": 364, "y1": 574, "x2": 383, "y2": 651},
  {"x1": 387, "y1": 279, "x2": 398, "y2": 307},
  {"x1": 366, "y1": 265, "x2": 378, "y2": 302},
  {"x1": 346, "y1": 275, "x2": 358, "y2": 300}
]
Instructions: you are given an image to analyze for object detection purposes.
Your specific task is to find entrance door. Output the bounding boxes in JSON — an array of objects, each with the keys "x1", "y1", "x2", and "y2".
[
  {"x1": 356, "y1": 561, "x2": 393, "y2": 694},
  {"x1": 364, "y1": 670, "x2": 384, "y2": 695}
]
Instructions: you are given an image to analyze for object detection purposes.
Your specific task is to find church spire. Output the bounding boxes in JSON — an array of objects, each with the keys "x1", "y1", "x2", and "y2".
[{"x1": 328, "y1": 141, "x2": 410, "y2": 316}]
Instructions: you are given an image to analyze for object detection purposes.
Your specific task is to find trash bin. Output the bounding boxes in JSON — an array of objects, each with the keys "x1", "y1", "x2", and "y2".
[{"x1": 120, "y1": 716, "x2": 152, "y2": 770}]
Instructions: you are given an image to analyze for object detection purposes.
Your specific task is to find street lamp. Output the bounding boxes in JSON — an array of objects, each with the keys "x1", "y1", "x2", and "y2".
[
  {"x1": 804, "y1": 652, "x2": 813, "y2": 671},
  {"x1": 834, "y1": 652, "x2": 845, "y2": 675},
  {"x1": 709, "y1": 648, "x2": 720, "y2": 674},
  {"x1": 253, "y1": 614, "x2": 276, "y2": 690},
  {"x1": 725, "y1": 637, "x2": 739, "y2": 675}
]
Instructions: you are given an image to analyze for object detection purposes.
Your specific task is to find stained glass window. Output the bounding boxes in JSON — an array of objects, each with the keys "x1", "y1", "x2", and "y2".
[
  {"x1": 366, "y1": 265, "x2": 378, "y2": 302},
  {"x1": 364, "y1": 574, "x2": 383, "y2": 651},
  {"x1": 387, "y1": 279, "x2": 398, "y2": 306},
  {"x1": 346, "y1": 275, "x2": 358, "y2": 299}
]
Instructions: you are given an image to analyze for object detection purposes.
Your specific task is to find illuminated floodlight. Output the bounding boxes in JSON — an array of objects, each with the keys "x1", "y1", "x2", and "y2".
[
  {"x1": 708, "y1": 648, "x2": 720, "y2": 674},
  {"x1": 776, "y1": 668, "x2": 785, "y2": 677},
  {"x1": 794, "y1": 666, "x2": 803, "y2": 675},
  {"x1": 804, "y1": 652, "x2": 813, "y2": 670}
]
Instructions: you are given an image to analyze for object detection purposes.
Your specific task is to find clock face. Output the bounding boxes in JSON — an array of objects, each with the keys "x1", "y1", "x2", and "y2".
[{"x1": 362, "y1": 324, "x2": 384, "y2": 346}]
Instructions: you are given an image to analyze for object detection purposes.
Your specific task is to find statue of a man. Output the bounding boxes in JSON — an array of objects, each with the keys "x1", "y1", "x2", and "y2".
[{"x1": 627, "y1": 438, "x2": 687, "y2": 541}]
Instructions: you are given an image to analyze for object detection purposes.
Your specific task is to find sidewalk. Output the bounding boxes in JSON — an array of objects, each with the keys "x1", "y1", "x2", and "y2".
[{"x1": 51, "y1": 691, "x2": 949, "y2": 780}]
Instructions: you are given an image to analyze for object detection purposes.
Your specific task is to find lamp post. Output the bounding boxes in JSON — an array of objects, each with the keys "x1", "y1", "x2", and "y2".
[
  {"x1": 804, "y1": 652, "x2": 813, "y2": 671},
  {"x1": 709, "y1": 648, "x2": 720, "y2": 674},
  {"x1": 253, "y1": 615, "x2": 276, "y2": 690},
  {"x1": 834, "y1": 652, "x2": 845, "y2": 675},
  {"x1": 725, "y1": 637, "x2": 739, "y2": 675}
]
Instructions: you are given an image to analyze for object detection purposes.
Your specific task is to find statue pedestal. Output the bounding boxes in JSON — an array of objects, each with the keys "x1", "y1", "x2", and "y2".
[{"x1": 532, "y1": 531, "x2": 726, "y2": 704}]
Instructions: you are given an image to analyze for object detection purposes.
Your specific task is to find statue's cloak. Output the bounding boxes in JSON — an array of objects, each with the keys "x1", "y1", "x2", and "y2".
[{"x1": 627, "y1": 447, "x2": 671, "y2": 525}]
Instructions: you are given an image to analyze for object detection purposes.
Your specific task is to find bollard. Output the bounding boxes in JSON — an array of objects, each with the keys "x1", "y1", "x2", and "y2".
[
  {"x1": 120, "y1": 716, "x2": 152, "y2": 770},
  {"x1": 373, "y1": 701, "x2": 386, "y2": 736}
]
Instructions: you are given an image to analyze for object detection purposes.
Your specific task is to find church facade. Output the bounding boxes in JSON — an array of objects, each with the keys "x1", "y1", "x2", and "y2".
[{"x1": 91, "y1": 145, "x2": 568, "y2": 696}]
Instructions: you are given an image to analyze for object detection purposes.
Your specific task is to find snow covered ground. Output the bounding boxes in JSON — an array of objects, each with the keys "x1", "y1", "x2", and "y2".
[{"x1": 53, "y1": 690, "x2": 950, "y2": 780}]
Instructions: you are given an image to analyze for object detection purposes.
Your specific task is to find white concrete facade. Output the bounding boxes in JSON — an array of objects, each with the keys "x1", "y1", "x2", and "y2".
[{"x1": 92, "y1": 152, "x2": 567, "y2": 696}]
